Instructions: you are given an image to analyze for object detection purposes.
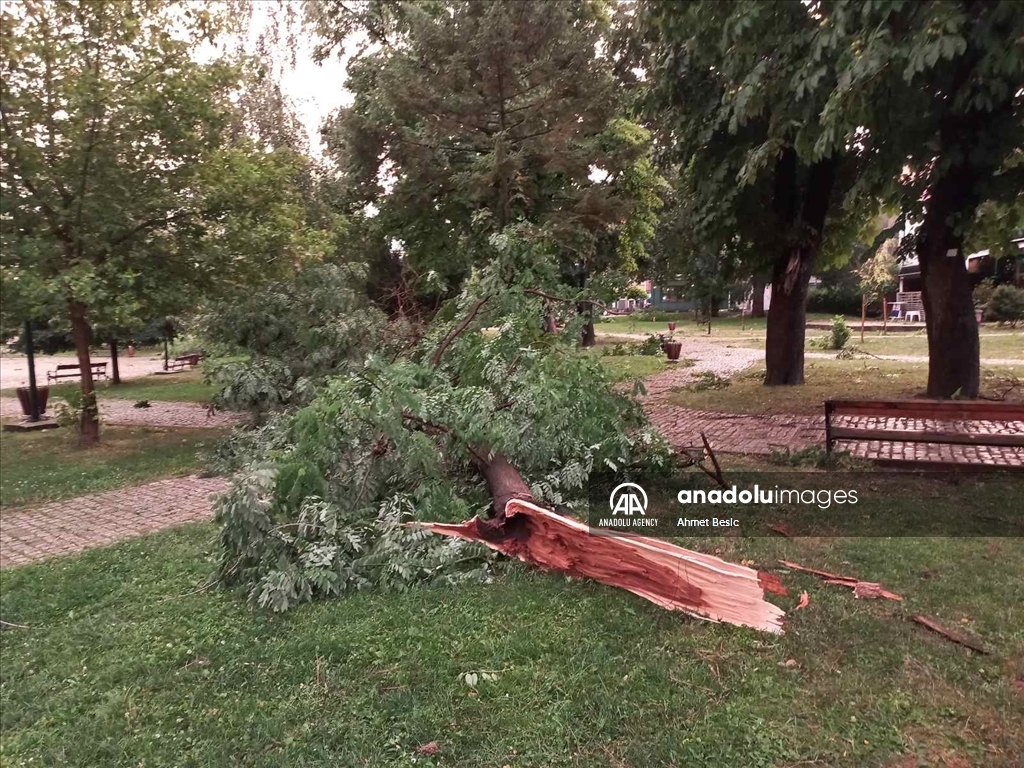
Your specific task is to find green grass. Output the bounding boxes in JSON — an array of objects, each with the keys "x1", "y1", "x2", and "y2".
[
  {"x1": 1, "y1": 507, "x2": 1021, "y2": 767},
  {"x1": 669, "y1": 358, "x2": 1024, "y2": 415},
  {"x1": 0, "y1": 426, "x2": 225, "y2": 508},
  {"x1": 596, "y1": 353, "x2": 670, "y2": 381},
  {"x1": 2, "y1": 371, "x2": 217, "y2": 404},
  {"x1": 598, "y1": 316, "x2": 1024, "y2": 361}
]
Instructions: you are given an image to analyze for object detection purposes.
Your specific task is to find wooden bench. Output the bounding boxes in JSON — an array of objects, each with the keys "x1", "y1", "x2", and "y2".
[
  {"x1": 825, "y1": 399, "x2": 1024, "y2": 470},
  {"x1": 47, "y1": 362, "x2": 108, "y2": 383},
  {"x1": 165, "y1": 353, "x2": 202, "y2": 372}
]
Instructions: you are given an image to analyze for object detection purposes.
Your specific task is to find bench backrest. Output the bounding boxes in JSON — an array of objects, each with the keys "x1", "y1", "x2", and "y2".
[
  {"x1": 54, "y1": 362, "x2": 106, "y2": 371},
  {"x1": 826, "y1": 398, "x2": 1024, "y2": 422}
]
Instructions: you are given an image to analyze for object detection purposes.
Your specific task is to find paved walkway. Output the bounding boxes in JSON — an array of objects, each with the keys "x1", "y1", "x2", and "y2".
[
  {"x1": 0, "y1": 397, "x2": 238, "y2": 428},
  {"x1": 0, "y1": 354, "x2": 168, "y2": 389},
  {"x1": 0, "y1": 476, "x2": 230, "y2": 569},
  {"x1": 638, "y1": 340, "x2": 1024, "y2": 467}
]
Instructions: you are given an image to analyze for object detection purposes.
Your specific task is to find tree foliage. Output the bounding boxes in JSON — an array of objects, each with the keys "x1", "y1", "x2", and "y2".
[
  {"x1": 316, "y1": 0, "x2": 663, "y2": 325},
  {"x1": 216, "y1": 235, "x2": 670, "y2": 610},
  {"x1": 0, "y1": 0, "x2": 323, "y2": 443}
]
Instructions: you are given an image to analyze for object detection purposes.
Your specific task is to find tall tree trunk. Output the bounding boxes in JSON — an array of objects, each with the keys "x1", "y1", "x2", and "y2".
[
  {"x1": 918, "y1": 174, "x2": 980, "y2": 398},
  {"x1": 109, "y1": 338, "x2": 120, "y2": 384},
  {"x1": 764, "y1": 252, "x2": 813, "y2": 385},
  {"x1": 69, "y1": 301, "x2": 99, "y2": 446},
  {"x1": 764, "y1": 153, "x2": 837, "y2": 386},
  {"x1": 750, "y1": 276, "x2": 766, "y2": 318}
]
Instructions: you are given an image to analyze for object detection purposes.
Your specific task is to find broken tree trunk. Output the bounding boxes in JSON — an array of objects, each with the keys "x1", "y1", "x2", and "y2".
[{"x1": 422, "y1": 498, "x2": 786, "y2": 634}]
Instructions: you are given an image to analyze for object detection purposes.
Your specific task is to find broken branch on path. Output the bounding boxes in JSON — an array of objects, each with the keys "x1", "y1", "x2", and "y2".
[
  {"x1": 779, "y1": 560, "x2": 903, "y2": 601},
  {"x1": 421, "y1": 498, "x2": 786, "y2": 634},
  {"x1": 911, "y1": 615, "x2": 990, "y2": 654}
]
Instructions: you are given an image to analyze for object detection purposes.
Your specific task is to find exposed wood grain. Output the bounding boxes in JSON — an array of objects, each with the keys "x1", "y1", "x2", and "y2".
[{"x1": 422, "y1": 499, "x2": 787, "y2": 634}]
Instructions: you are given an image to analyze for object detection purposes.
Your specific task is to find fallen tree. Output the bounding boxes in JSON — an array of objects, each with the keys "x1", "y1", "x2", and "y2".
[
  {"x1": 214, "y1": 248, "x2": 784, "y2": 631},
  {"x1": 422, "y1": 498, "x2": 785, "y2": 634}
]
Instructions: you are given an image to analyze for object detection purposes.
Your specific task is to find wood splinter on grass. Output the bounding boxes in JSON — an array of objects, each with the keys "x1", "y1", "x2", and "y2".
[
  {"x1": 779, "y1": 560, "x2": 903, "y2": 601},
  {"x1": 911, "y1": 615, "x2": 990, "y2": 655},
  {"x1": 421, "y1": 499, "x2": 787, "y2": 634}
]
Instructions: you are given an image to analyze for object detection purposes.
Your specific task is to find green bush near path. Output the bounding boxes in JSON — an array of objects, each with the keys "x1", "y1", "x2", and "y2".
[
  {"x1": 0, "y1": 426, "x2": 225, "y2": 508},
  {"x1": 0, "y1": 512, "x2": 1021, "y2": 767}
]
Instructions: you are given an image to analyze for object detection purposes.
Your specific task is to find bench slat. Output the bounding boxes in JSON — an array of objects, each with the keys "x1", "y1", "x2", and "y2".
[
  {"x1": 830, "y1": 426, "x2": 1024, "y2": 448},
  {"x1": 828, "y1": 398, "x2": 1024, "y2": 421}
]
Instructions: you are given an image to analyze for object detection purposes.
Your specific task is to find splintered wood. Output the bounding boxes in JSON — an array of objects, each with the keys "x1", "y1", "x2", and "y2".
[{"x1": 420, "y1": 499, "x2": 786, "y2": 634}]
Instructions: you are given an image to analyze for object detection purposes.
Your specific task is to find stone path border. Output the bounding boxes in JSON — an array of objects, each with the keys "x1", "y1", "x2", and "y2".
[
  {"x1": 0, "y1": 397, "x2": 238, "y2": 429},
  {"x1": 0, "y1": 476, "x2": 230, "y2": 569}
]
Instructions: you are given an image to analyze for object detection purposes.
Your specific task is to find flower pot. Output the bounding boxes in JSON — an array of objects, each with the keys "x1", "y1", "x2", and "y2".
[
  {"x1": 16, "y1": 385, "x2": 49, "y2": 415},
  {"x1": 127, "y1": 344, "x2": 136, "y2": 357},
  {"x1": 664, "y1": 340, "x2": 683, "y2": 362},
  {"x1": 667, "y1": 322, "x2": 677, "y2": 333},
  {"x1": 975, "y1": 309, "x2": 983, "y2": 324}
]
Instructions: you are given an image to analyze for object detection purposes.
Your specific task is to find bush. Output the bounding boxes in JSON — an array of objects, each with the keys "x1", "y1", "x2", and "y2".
[
  {"x1": 813, "y1": 315, "x2": 851, "y2": 350},
  {"x1": 986, "y1": 284, "x2": 1024, "y2": 326},
  {"x1": 973, "y1": 278, "x2": 996, "y2": 309}
]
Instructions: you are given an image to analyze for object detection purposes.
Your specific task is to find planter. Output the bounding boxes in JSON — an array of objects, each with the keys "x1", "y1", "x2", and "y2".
[
  {"x1": 664, "y1": 340, "x2": 683, "y2": 362},
  {"x1": 16, "y1": 385, "x2": 49, "y2": 416},
  {"x1": 975, "y1": 308, "x2": 984, "y2": 324}
]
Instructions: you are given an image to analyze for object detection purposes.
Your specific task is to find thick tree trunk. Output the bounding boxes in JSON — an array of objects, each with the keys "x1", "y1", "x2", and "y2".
[
  {"x1": 918, "y1": 178, "x2": 980, "y2": 398},
  {"x1": 476, "y1": 451, "x2": 534, "y2": 517},
  {"x1": 69, "y1": 301, "x2": 100, "y2": 446},
  {"x1": 764, "y1": 152, "x2": 837, "y2": 386},
  {"x1": 109, "y1": 338, "x2": 120, "y2": 384},
  {"x1": 750, "y1": 276, "x2": 766, "y2": 318},
  {"x1": 764, "y1": 251, "x2": 813, "y2": 385}
]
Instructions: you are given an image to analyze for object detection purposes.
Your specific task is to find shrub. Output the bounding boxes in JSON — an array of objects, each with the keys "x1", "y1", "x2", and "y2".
[
  {"x1": 814, "y1": 315, "x2": 851, "y2": 350},
  {"x1": 986, "y1": 284, "x2": 1024, "y2": 327},
  {"x1": 973, "y1": 278, "x2": 996, "y2": 309}
]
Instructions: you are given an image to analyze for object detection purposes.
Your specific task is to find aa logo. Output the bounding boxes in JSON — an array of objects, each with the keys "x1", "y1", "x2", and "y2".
[{"x1": 609, "y1": 483, "x2": 648, "y2": 516}]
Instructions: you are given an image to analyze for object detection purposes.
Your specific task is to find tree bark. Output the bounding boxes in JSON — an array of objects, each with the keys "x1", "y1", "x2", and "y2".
[
  {"x1": 542, "y1": 300, "x2": 557, "y2": 333},
  {"x1": 69, "y1": 301, "x2": 100, "y2": 446},
  {"x1": 917, "y1": 175, "x2": 980, "y2": 398},
  {"x1": 579, "y1": 301, "x2": 596, "y2": 347},
  {"x1": 750, "y1": 276, "x2": 766, "y2": 318},
  {"x1": 109, "y1": 338, "x2": 120, "y2": 384},
  {"x1": 764, "y1": 152, "x2": 837, "y2": 386}
]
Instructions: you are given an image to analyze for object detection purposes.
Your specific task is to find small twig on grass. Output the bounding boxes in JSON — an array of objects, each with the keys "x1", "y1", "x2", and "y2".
[
  {"x1": 700, "y1": 432, "x2": 726, "y2": 487},
  {"x1": 1, "y1": 619, "x2": 30, "y2": 630}
]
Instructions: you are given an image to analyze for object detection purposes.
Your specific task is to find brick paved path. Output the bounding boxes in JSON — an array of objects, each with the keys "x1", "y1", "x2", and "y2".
[
  {"x1": 0, "y1": 397, "x2": 238, "y2": 429},
  {"x1": 639, "y1": 340, "x2": 1024, "y2": 467},
  {"x1": 0, "y1": 476, "x2": 230, "y2": 568}
]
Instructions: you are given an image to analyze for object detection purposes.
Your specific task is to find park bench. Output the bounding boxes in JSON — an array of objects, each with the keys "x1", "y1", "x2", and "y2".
[
  {"x1": 165, "y1": 353, "x2": 203, "y2": 372},
  {"x1": 46, "y1": 361, "x2": 108, "y2": 383},
  {"x1": 825, "y1": 398, "x2": 1024, "y2": 470}
]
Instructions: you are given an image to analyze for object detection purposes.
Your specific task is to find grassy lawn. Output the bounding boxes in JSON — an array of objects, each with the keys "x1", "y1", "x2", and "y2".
[
  {"x1": 1, "y1": 370, "x2": 217, "y2": 404},
  {"x1": 0, "y1": 426, "x2": 225, "y2": 508},
  {"x1": 669, "y1": 358, "x2": 1024, "y2": 415},
  {"x1": 596, "y1": 353, "x2": 669, "y2": 381},
  {"x1": 1, "y1": 502, "x2": 1021, "y2": 767},
  {"x1": 598, "y1": 316, "x2": 1024, "y2": 361}
]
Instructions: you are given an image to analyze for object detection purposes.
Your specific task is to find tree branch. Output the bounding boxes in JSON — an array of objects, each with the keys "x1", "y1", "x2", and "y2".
[{"x1": 430, "y1": 296, "x2": 489, "y2": 368}]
